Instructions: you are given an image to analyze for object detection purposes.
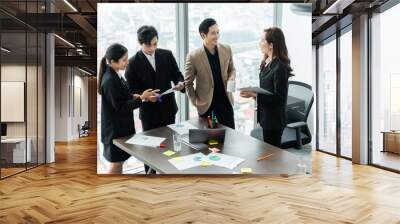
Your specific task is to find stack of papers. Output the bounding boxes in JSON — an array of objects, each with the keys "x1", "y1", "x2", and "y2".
[
  {"x1": 125, "y1": 135, "x2": 166, "y2": 148},
  {"x1": 168, "y1": 152, "x2": 245, "y2": 171},
  {"x1": 202, "y1": 153, "x2": 245, "y2": 169},
  {"x1": 168, "y1": 152, "x2": 206, "y2": 170},
  {"x1": 167, "y1": 122, "x2": 198, "y2": 135},
  {"x1": 239, "y1": 86, "x2": 272, "y2": 95}
]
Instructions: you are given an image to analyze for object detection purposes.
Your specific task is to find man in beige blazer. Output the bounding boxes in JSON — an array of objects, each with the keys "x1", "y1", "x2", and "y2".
[{"x1": 185, "y1": 18, "x2": 236, "y2": 129}]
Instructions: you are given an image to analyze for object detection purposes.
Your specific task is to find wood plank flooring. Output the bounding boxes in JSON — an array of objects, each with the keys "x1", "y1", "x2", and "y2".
[{"x1": 1, "y1": 134, "x2": 400, "y2": 223}]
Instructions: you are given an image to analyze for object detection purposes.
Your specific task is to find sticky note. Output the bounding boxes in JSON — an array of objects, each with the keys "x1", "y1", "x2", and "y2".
[
  {"x1": 241, "y1": 168, "x2": 252, "y2": 174},
  {"x1": 172, "y1": 157, "x2": 183, "y2": 162},
  {"x1": 193, "y1": 156, "x2": 203, "y2": 161},
  {"x1": 208, "y1": 140, "x2": 219, "y2": 145},
  {"x1": 163, "y1": 150, "x2": 176, "y2": 157},
  {"x1": 200, "y1": 161, "x2": 212, "y2": 167},
  {"x1": 209, "y1": 155, "x2": 221, "y2": 161}
]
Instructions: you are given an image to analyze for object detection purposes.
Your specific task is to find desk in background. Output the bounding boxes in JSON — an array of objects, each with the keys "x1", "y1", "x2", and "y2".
[
  {"x1": 1, "y1": 138, "x2": 32, "y2": 166},
  {"x1": 382, "y1": 131, "x2": 400, "y2": 154}
]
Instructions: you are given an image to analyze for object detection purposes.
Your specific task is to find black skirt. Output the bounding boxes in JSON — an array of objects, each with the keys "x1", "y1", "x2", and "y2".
[{"x1": 103, "y1": 143, "x2": 131, "y2": 163}]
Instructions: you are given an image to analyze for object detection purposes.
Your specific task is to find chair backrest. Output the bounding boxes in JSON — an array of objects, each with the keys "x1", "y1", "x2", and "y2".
[
  {"x1": 287, "y1": 81, "x2": 314, "y2": 124},
  {"x1": 82, "y1": 121, "x2": 90, "y2": 129}
]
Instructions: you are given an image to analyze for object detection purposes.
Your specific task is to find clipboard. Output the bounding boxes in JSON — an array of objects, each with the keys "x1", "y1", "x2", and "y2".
[{"x1": 239, "y1": 86, "x2": 273, "y2": 95}]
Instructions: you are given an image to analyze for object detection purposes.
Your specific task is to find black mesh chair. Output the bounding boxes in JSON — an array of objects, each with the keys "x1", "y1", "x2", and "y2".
[
  {"x1": 250, "y1": 81, "x2": 314, "y2": 149},
  {"x1": 78, "y1": 121, "x2": 90, "y2": 138}
]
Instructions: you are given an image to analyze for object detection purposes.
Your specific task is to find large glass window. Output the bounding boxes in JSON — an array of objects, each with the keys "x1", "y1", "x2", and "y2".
[
  {"x1": 0, "y1": 1, "x2": 46, "y2": 179},
  {"x1": 317, "y1": 37, "x2": 337, "y2": 154},
  {"x1": 339, "y1": 28, "x2": 352, "y2": 158},
  {"x1": 97, "y1": 3, "x2": 177, "y2": 173},
  {"x1": 371, "y1": 4, "x2": 400, "y2": 171},
  {"x1": 188, "y1": 3, "x2": 274, "y2": 134},
  {"x1": 281, "y1": 4, "x2": 312, "y2": 84},
  {"x1": 97, "y1": 3, "x2": 177, "y2": 133},
  {"x1": 97, "y1": 3, "x2": 312, "y2": 173}
]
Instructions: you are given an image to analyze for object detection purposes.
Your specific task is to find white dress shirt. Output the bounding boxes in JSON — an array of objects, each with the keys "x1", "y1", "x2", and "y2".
[{"x1": 143, "y1": 50, "x2": 156, "y2": 71}]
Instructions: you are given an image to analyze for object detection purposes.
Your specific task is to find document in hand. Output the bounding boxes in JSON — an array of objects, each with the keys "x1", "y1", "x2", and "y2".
[
  {"x1": 239, "y1": 86, "x2": 272, "y2": 95},
  {"x1": 160, "y1": 81, "x2": 177, "y2": 96},
  {"x1": 125, "y1": 135, "x2": 166, "y2": 148},
  {"x1": 160, "y1": 87, "x2": 174, "y2": 96}
]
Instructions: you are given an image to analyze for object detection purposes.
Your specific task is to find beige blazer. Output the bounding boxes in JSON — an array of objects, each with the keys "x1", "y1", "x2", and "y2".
[{"x1": 184, "y1": 43, "x2": 236, "y2": 115}]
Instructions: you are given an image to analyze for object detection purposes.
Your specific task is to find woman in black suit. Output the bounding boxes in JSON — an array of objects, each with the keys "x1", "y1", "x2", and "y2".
[
  {"x1": 98, "y1": 43, "x2": 157, "y2": 174},
  {"x1": 240, "y1": 27, "x2": 292, "y2": 147}
]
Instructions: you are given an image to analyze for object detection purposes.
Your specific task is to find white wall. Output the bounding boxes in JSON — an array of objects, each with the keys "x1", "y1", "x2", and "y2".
[{"x1": 54, "y1": 66, "x2": 89, "y2": 141}]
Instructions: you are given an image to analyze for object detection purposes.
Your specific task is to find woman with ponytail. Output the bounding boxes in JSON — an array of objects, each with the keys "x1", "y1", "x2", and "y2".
[
  {"x1": 99, "y1": 43, "x2": 158, "y2": 174},
  {"x1": 240, "y1": 27, "x2": 293, "y2": 148}
]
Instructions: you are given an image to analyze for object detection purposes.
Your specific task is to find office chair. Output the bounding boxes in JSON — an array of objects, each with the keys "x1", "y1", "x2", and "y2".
[
  {"x1": 78, "y1": 121, "x2": 90, "y2": 138},
  {"x1": 250, "y1": 81, "x2": 314, "y2": 149}
]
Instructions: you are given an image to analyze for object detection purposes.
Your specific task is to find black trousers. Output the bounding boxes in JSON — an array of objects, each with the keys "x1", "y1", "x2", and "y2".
[
  {"x1": 103, "y1": 143, "x2": 131, "y2": 163},
  {"x1": 141, "y1": 116, "x2": 176, "y2": 174},
  {"x1": 262, "y1": 129, "x2": 283, "y2": 148},
  {"x1": 200, "y1": 99, "x2": 235, "y2": 129}
]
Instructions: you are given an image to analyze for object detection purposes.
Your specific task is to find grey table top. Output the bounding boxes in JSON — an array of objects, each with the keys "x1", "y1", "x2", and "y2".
[{"x1": 113, "y1": 118, "x2": 303, "y2": 175}]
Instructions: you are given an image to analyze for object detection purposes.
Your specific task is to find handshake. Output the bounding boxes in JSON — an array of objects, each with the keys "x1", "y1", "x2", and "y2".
[{"x1": 132, "y1": 89, "x2": 160, "y2": 103}]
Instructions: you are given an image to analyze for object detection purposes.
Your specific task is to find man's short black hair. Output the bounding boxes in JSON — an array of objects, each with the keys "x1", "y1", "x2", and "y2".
[
  {"x1": 198, "y1": 18, "x2": 217, "y2": 36},
  {"x1": 137, "y1": 25, "x2": 158, "y2": 45}
]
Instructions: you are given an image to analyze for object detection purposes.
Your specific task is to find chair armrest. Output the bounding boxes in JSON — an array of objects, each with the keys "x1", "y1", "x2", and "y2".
[{"x1": 287, "y1": 121, "x2": 307, "y2": 129}]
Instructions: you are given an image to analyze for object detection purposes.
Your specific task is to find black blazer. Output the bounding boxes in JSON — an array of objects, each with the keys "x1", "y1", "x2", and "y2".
[
  {"x1": 100, "y1": 67, "x2": 142, "y2": 145},
  {"x1": 257, "y1": 58, "x2": 291, "y2": 132},
  {"x1": 125, "y1": 48, "x2": 185, "y2": 124}
]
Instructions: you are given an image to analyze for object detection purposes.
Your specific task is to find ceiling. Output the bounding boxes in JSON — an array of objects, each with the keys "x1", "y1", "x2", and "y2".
[
  {"x1": 0, "y1": 0, "x2": 395, "y2": 74},
  {"x1": 311, "y1": 0, "x2": 390, "y2": 44}
]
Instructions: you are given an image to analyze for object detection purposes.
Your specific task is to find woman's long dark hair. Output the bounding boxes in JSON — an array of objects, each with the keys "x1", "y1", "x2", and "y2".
[
  {"x1": 260, "y1": 27, "x2": 292, "y2": 72},
  {"x1": 98, "y1": 43, "x2": 128, "y2": 94}
]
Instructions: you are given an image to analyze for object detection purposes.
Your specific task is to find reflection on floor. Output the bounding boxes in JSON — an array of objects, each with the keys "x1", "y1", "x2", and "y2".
[
  {"x1": 373, "y1": 150, "x2": 400, "y2": 171},
  {"x1": 0, "y1": 163, "x2": 44, "y2": 179},
  {"x1": 0, "y1": 167, "x2": 25, "y2": 178}
]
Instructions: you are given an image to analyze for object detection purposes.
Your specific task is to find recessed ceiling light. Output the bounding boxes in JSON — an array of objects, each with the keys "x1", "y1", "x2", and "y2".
[
  {"x1": 1, "y1": 47, "x2": 11, "y2": 53},
  {"x1": 63, "y1": 0, "x2": 78, "y2": 12},
  {"x1": 54, "y1": 34, "x2": 75, "y2": 48},
  {"x1": 78, "y1": 67, "x2": 93, "y2": 76}
]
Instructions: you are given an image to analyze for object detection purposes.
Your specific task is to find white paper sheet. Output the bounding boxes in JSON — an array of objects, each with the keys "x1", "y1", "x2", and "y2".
[
  {"x1": 160, "y1": 82, "x2": 177, "y2": 96},
  {"x1": 167, "y1": 122, "x2": 198, "y2": 135},
  {"x1": 160, "y1": 87, "x2": 174, "y2": 96},
  {"x1": 203, "y1": 153, "x2": 245, "y2": 169},
  {"x1": 239, "y1": 86, "x2": 272, "y2": 95},
  {"x1": 168, "y1": 152, "x2": 207, "y2": 170},
  {"x1": 125, "y1": 135, "x2": 166, "y2": 148}
]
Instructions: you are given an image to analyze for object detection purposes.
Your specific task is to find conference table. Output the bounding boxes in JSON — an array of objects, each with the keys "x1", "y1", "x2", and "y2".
[{"x1": 114, "y1": 118, "x2": 305, "y2": 175}]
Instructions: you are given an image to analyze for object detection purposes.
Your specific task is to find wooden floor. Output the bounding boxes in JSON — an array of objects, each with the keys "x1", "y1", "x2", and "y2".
[
  {"x1": 1, "y1": 135, "x2": 400, "y2": 223},
  {"x1": 372, "y1": 151, "x2": 400, "y2": 171}
]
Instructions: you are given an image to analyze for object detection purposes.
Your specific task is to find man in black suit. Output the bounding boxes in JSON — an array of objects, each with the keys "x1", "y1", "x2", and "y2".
[{"x1": 125, "y1": 25, "x2": 185, "y2": 174}]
